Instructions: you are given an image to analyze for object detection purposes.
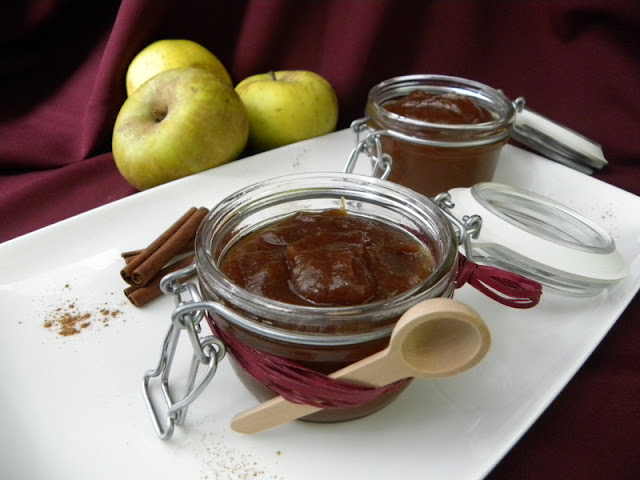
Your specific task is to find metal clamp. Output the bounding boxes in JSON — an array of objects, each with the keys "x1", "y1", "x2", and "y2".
[
  {"x1": 433, "y1": 192, "x2": 483, "y2": 263},
  {"x1": 142, "y1": 263, "x2": 226, "y2": 441},
  {"x1": 344, "y1": 118, "x2": 393, "y2": 180}
]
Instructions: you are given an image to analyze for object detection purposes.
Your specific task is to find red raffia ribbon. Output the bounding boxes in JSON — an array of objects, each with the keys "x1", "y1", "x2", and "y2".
[
  {"x1": 455, "y1": 254, "x2": 542, "y2": 308},
  {"x1": 207, "y1": 255, "x2": 542, "y2": 410},
  {"x1": 206, "y1": 316, "x2": 411, "y2": 410}
]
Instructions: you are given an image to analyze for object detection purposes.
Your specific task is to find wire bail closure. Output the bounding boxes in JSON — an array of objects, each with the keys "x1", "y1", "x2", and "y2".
[
  {"x1": 142, "y1": 263, "x2": 226, "y2": 441},
  {"x1": 344, "y1": 118, "x2": 393, "y2": 180},
  {"x1": 432, "y1": 192, "x2": 483, "y2": 262}
]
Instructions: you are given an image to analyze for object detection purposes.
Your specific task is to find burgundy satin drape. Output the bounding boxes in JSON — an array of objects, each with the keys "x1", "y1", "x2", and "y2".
[{"x1": 1, "y1": 1, "x2": 639, "y2": 478}]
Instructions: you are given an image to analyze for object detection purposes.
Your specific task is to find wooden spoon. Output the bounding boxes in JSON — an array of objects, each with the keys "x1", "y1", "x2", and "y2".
[{"x1": 231, "y1": 298, "x2": 491, "y2": 434}]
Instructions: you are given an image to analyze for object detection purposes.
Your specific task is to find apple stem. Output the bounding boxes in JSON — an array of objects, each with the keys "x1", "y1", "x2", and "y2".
[{"x1": 269, "y1": 71, "x2": 277, "y2": 81}]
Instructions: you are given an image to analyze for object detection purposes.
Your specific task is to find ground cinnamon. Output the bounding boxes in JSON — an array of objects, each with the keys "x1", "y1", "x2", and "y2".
[{"x1": 43, "y1": 291, "x2": 124, "y2": 337}]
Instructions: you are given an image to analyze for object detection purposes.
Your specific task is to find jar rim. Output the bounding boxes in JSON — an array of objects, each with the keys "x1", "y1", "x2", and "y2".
[
  {"x1": 195, "y1": 173, "x2": 458, "y2": 345},
  {"x1": 367, "y1": 74, "x2": 516, "y2": 135}
]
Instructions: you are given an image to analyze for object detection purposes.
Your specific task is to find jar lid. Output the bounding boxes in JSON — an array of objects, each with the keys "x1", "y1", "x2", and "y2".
[
  {"x1": 511, "y1": 102, "x2": 608, "y2": 174},
  {"x1": 443, "y1": 182, "x2": 627, "y2": 297}
]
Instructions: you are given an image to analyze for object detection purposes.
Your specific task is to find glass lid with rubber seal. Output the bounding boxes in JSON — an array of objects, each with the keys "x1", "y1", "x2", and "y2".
[{"x1": 439, "y1": 182, "x2": 628, "y2": 297}]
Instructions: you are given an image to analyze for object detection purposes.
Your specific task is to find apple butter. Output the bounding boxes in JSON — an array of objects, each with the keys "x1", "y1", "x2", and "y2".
[
  {"x1": 359, "y1": 74, "x2": 516, "y2": 198},
  {"x1": 219, "y1": 209, "x2": 434, "y2": 307},
  {"x1": 384, "y1": 91, "x2": 494, "y2": 125}
]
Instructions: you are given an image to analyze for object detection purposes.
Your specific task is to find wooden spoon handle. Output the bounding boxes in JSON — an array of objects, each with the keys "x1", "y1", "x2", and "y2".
[{"x1": 231, "y1": 395, "x2": 322, "y2": 434}]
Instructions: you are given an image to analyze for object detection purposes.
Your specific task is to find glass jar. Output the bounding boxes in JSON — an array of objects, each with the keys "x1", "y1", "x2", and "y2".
[
  {"x1": 195, "y1": 172, "x2": 458, "y2": 422},
  {"x1": 346, "y1": 74, "x2": 516, "y2": 198}
]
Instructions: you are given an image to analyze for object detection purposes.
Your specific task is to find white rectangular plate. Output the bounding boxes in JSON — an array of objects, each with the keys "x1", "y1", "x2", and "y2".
[{"x1": 1, "y1": 129, "x2": 639, "y2": 480}]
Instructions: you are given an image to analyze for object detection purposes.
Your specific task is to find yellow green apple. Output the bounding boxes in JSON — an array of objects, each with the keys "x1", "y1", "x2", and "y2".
[
  {"x1": 235, "y1": 70, "x2": 339, "y2": 151},
  {"x1": 112, "y1": 67, "x2": 249, "y2": 190},
  {"x1": 125, "y1": 39, "x2": 232, "y2": 96}
]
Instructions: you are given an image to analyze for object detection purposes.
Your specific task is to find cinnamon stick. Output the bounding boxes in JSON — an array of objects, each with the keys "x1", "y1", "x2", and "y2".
[
  {"x1": 122, "y1": 207, "x2": 208, "y2": 287},
  {"x1": 124, "y1": 254, "x2": 196, "y2": 307},
  {"x1": 121, "y1": 249, "x2": 142, "y2": 264},
  {"x1": 121, "y1": 207, "x2": 197, "y2": 284}
]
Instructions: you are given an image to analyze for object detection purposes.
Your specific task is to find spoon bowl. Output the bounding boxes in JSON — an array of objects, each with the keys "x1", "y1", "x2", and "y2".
[{"x1": 395, "y1": 302, "x2": 490, "y2": 379}]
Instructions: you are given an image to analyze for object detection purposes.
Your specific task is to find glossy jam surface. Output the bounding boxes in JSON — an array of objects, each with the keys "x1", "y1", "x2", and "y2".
[
  {"x1": 220, "y1": 209, "x2": 434, "y2": 307},
  {"x1": 384, "y1": 91, "x2": 494, "y2": 124}
]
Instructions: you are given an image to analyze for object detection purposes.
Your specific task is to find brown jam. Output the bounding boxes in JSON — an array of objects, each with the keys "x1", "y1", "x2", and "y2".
[
  {"x1": 384, "y1": 91, "x2": 494, "y2": 125},
  {"x1": 367, "y1": 89, "x2": 510, "y2": 198},
  {"x1": 220, "y1": 209, "x2": 434, "y2": 307}
]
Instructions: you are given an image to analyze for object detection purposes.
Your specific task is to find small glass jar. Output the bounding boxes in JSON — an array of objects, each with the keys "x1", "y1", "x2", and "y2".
[
  {"x1": 195, "y1": 172, "x2": 458, "y2": 422},
  {"x1": 346, "y1": 74, "x2": 516, "y2": 198}
]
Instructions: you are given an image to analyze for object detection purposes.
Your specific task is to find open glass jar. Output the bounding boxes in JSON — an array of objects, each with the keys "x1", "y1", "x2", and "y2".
[
  {"x1": 195, "y1": 172, "x2": 458, "y2": 422},
  {"x1": 345, "y1": 74, "x2": 608, "y2": 197},
  {"x1": 345, "y1": 74, "x2": 516, "y2": 198}
]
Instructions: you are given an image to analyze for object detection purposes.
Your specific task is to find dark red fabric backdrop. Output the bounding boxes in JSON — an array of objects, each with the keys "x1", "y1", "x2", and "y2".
[{"x1": 1, "y1": 1, "x2": 639, "y2": 478}]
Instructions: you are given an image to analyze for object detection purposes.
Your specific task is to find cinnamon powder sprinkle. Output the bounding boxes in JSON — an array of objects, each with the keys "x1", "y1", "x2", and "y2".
[{"x1": 44, "y1": 302, "x2": 123, "y2": 337}]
